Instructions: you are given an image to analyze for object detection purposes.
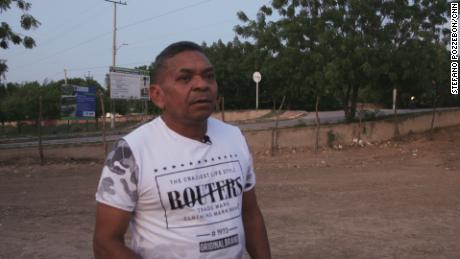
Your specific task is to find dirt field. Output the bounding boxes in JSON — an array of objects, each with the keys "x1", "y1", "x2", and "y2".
[{"x1": 0, "y1": 126, "x2": 459, "y2": 259}]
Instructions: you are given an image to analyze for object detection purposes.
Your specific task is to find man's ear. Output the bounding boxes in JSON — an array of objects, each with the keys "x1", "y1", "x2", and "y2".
[{"x1": 150, "y1": 84, "x2": 165, "y2": 109}]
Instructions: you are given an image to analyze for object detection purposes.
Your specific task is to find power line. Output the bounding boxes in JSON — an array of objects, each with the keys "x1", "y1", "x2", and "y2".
[
  {"x1": 118, "y1": 0, "x2": 215, "y2": 31},
  {"x1": 104, "y1": 0, "x2": 127, "y2": 4},
  {"x1": 19, "y1": 16, "x2": 233, "y2": 71},
  {"x1": 56, "y1": 17, "x2": 237, "y2": 72},
  {"x1": 46, "y1": 60, "x2": 151, "y2": 81},
  {"x1": 127, "y1": 18, "x2": 235, "y2": 47},
  {"x1": 68, "y1": 60, "x2": 151, "y2": 71},
  {"x1": 40, "y1": 5, "x2": 106, "y2": 46},
  {"x1": 13, "y1": 3, "x2": 106, "y2": 58},
  {"x1": 32, "y1": 10, "x2": 254, "y2": 82},
  {"x1": 11, "y1": 0, "x2": 218, "y2": 70},
  {"x1": 13, "y1": 31, "x2": 112, "y2": 69}
]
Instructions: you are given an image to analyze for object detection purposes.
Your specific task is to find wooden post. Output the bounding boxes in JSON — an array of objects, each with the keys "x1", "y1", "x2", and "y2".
[
  {"x1": 98, "y1": 91, "x2": 108, "y2": 156},
  {"x1": 38, "y1": 96, "x2": 45, "y2": 165},
  {"x1": 17, "y1": 121, "x2": 21, "y2": 134},
  {"x1": 429, "y1": 80, "x2": 438, "y2": 140},
  {"x1": 393, "y1": 87, "x2": 400, "y2": 139},
  {"x1": 271, "y1": 96, "x2": 286, "y2": 156},
  {"x1": 111, "y1": 99, "x2": 115, "y2": 129},
  {"x1": 216, "y1": 97, "x2": 221, "y2": 112},
  {"x1": 358, "y1": 103, "x2": 364, "y2": 140},
  {"x1": 314, "y1": 95, "x2": 320, "y2": 153},
  {"x1": 221, "y1": 96, "x2": 225, "y2": 122}
]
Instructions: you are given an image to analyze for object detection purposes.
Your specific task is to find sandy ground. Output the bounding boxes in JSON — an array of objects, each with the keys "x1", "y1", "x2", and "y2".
[{"x1": 0, "y1": 126, "x2": 459, "y2": 259}]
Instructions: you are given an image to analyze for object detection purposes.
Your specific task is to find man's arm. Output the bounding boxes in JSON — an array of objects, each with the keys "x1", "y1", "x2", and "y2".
[
  {"x1": 93, "y1": 202, "x2": 140, "y2": 259},
  {"x1": 242, "y1": 188, "x2": 271, "y2": 259}
]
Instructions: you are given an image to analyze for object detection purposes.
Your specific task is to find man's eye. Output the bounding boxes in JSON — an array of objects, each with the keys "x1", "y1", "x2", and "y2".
[
  {"x1": 177, "y1": 76, "x2": 191, "y2": 82},
  {"x1": 205, "y1": 73, "x2": 215, "y2": 80}
]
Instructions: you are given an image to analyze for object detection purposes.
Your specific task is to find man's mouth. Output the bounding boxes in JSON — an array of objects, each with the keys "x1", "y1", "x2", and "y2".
[{"x1": 191, "y1": 98, "x2": 212, "y2": 104}]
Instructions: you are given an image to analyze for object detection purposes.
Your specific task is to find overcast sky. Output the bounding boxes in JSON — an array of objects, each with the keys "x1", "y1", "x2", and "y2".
[{"x1": 2, "y1": 0, "x2": 270, "y2": 86}]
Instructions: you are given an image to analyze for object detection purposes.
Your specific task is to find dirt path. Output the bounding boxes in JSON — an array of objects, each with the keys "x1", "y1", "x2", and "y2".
[{"x1": 0, "y1": 126, "x2": 459, "y2": 258}]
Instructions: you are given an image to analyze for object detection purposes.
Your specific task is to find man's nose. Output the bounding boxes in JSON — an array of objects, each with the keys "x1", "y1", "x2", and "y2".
[{"x1": 191, "y1": 75, "x2": 210, "y2": 91}]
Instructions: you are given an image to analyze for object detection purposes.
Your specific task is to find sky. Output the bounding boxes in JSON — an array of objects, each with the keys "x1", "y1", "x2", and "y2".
[{"x1": 2, "y1": 0, "x2": 270, "y2": 87}]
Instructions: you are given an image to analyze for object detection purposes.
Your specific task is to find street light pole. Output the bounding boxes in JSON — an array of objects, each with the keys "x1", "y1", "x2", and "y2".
[
  {"x1": 104, "y1": 0, "x2": 126, "y2": 129},
  {"x1": 104, "y1": 0, "x2": 126, "y2": 66},
  {"x1": 112, "y1": 2, "x2": 117, "y2": 68},
  {"x1": 110, "y1": 2, "x2": 117, "y2": 129}
]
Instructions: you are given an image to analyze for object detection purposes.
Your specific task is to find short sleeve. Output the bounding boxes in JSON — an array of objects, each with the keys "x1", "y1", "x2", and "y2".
[
  {"x1": 240, "y1": 132, "x2": 256, "y2": 192},
  {"x1": 95, "y1": 139, "x2": 139, "y2": 211}
]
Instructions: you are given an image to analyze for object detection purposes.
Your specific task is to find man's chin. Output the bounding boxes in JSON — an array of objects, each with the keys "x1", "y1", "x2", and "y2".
[
  {"x1": 190, "y1": 104, "x2": 214, "y2": 116},
  {"x1": 184, "y1": 108, "x2": 213, "y2": 122},
  {"x1": 191, "y1": 112, "x2": 213, "y2": 121}
]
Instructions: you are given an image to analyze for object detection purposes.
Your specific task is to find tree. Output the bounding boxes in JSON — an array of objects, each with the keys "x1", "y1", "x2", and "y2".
[
  {"x1": 234, "y1": 1, "x2": 378, "y2": 117},
  {"x1": 204, "y1": 38, "x2": 259, "y2": 110},
  {"x1": 0, "y1": 0, "x2": 40, "y2": 78},
  {"x1": 379, "y1": 0, "x2": 448, "y2": 108},
  {"x1": 234, "y1": 0, "x2": 449, "y2": 121},
  {"x1": 0, "y1": 81, "x2": 40, "y2": 132},
  {"x1": 0, "y1": 78, "x2": 106, "y2": 134}
]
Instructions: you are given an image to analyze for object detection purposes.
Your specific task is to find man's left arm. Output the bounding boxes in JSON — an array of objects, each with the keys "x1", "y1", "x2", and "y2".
[{"x1": 242, "y1": 188, "x2": 271, "y2": 259}]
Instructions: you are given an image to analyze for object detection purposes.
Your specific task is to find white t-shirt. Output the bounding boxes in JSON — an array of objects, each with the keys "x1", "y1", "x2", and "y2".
[{"x1": 95, "y1": 117, "x2": 256, "y2": 259}]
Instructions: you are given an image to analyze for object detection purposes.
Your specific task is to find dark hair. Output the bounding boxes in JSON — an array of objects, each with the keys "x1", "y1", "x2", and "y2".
[{"x1": 151, "y1": 41, "x2": 205, "y2": 84}]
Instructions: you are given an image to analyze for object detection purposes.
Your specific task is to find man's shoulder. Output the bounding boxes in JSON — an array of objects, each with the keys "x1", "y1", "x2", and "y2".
[
  {"x1": 122, "y1": 117, "x2": 160, "y2": 144},
  {"x1": 208, "y1": 117, "x2": 241, "y2": 133},
  {"x1": 208, "y1": 117, "x2": 245, "y2": 142}
]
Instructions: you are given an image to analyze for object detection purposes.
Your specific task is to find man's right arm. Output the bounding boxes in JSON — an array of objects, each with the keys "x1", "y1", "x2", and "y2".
[{"x1": 93, "y1": 202, "x2": 140, "y2": 259}]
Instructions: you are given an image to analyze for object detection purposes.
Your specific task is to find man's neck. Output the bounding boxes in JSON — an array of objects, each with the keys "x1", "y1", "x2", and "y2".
[{"x1": 160, "y1": 115, "x2": 207, "y2": 142}]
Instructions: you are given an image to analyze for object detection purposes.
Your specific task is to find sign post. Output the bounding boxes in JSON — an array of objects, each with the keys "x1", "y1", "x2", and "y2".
[
  {"x1": 392, "y1": 87, "x2": 397, "y2": 113},
  {"x1": 252, "y1": 71, "x2": 262, "y2": 109}
]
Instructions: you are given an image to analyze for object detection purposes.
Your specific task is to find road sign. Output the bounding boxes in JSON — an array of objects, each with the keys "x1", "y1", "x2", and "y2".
[{"x1": 252, "y1": 71, "x2": 262, "y2": 83}]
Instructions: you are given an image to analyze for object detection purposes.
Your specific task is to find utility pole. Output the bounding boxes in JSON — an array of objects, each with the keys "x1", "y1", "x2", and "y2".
[
  {"x1": 0, "y1": 59, "x2": 6, "y2": 86},
  {"x1": 38, "y1": 95, "x2": 45, "y2": 165},
  {"x1": 104, "y1": 0, "x2": 126, "y2": 128},
  {"x1": 64, "y1": 69, "x2": 68, "y2": 85},
  {"x1": 85, "y1": 71, "x2": 93, "y2": 80},
  {"x1": 64, "y1": 68, "x2": 70, "y2": 132}
]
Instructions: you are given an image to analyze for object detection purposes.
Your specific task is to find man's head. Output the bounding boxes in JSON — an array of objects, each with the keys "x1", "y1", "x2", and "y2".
[
  {"x1": 149, "y1": 41, "x2": 218, "y2": 126},
  {"x1": 151, "y1": 41, "x2": 206, "y2": 84}
]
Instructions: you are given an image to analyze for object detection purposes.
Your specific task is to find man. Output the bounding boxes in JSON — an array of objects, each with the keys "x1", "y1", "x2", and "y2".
[{"x1": 93, "y1": 41, "x2": 271, "y2": 259}]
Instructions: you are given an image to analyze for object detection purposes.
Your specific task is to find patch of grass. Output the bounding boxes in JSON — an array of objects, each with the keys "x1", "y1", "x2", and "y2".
[{"x1": 327, "y1": 130, "x2": 337, "y2": 147}]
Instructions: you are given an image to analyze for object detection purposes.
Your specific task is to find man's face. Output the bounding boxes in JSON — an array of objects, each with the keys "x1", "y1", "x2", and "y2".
[{"x1": 151, "y1": 50, "x2": 218, "y2": 125}]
